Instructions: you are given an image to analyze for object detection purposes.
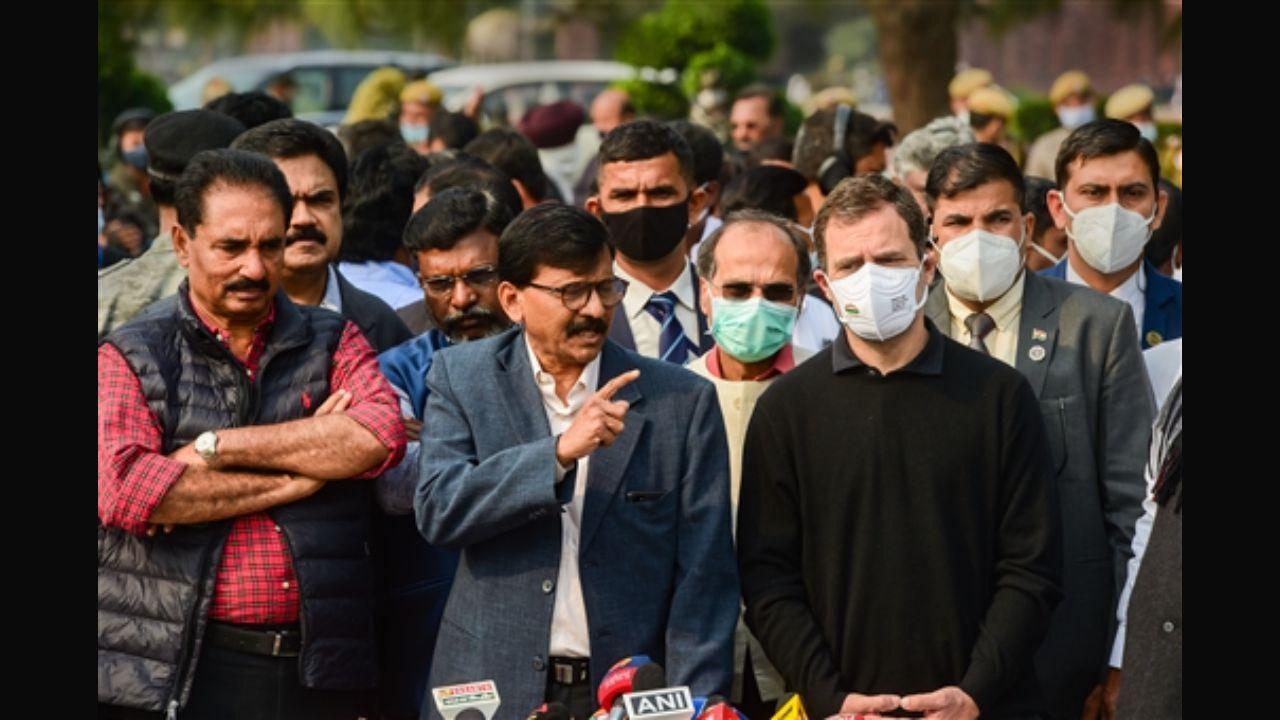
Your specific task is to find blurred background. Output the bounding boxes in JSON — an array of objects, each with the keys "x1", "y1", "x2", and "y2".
[{"x1": 99, "y1": 0, "x2": 1182, "y2": 148}]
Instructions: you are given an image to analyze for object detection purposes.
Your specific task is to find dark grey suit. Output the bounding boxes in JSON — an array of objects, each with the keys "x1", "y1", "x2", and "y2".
[
  {"x1": 927, "y1": 271, "x2": 1154, "y2": 718},
  {"x1": 414, "y1": 327, "x2": 738, "y2": 718}
]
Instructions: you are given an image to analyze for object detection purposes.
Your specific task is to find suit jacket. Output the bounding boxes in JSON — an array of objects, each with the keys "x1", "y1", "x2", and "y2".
[
  {"x1": 608, "y1": 263, "x2": 715, "y2": 359},
  {"x1": 1040, "y1": 259, "x2": 1182, "y2": 349},
  {"x1": 926, "y1": 271, "x2": 1154, "y2": 718},
  {"x1": 415, "y1": 327, "x2": 738, "y2": 717},
  {"x1": 336, "y1": 268, "x2": 414, "y2": 353}
]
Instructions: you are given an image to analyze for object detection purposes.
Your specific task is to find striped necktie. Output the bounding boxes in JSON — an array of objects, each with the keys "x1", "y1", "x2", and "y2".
[{"x1": 644, "y1": 291, "x2": 695, "y2": 364}]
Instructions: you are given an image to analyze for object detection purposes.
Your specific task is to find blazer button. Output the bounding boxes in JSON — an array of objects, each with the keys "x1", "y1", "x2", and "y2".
[
  {"x1": 542, "y1": 579, "x2": 555, "y2": 594},
  {"x1": 1162, "y1": 620, "x2": 1176, "y2": 633},
  {"x1": 533, "y1": 657, "x2": 545, "y2": 672}
]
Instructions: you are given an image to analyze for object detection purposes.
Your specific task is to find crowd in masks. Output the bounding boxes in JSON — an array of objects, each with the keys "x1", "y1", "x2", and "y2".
[{"x1": 99, "y1": 62, "x2": 1182, "y2": 720}]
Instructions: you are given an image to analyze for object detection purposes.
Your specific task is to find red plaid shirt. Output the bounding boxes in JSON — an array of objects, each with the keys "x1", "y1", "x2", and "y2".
[{"x1": 98, "y1": 298, "x2": 405, "y2": 624}]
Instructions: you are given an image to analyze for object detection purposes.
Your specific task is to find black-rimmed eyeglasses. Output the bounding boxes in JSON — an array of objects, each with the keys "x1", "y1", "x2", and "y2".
[
  {"x1": 419, "y1": 265, "x2": 500, "y2": 297},
  {"x1": 527, "y1": 277, "x2": 629, "y2": 311}
]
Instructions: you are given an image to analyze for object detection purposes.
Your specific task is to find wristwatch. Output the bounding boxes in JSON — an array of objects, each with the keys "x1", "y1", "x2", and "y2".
[{"x1": 195, "y1": 430, "x2": 220, "y2": 465}]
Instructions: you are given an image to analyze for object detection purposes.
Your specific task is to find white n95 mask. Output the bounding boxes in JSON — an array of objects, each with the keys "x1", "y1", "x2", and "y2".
[
  {"x1": 827, "y1": 262, "x2": 927, "y2": 342},
  {"x1": 1058, "y1": 193, "x2": 1156, "y2": 273}
]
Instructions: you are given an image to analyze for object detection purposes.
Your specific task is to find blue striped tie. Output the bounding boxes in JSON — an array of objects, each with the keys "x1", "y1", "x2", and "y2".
[{"x1": 644, "y1": 291, "x2": 695, "y2": 364}]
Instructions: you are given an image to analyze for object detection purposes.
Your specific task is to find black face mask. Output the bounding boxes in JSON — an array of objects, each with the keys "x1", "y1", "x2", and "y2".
[{"x1": 601, "y1": 198, "x2": 690, "y2": 262}]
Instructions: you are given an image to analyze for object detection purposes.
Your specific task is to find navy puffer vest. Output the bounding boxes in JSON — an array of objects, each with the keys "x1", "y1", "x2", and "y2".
[{"x1": 98, "y1": 286, "x2": 377, "y2": 713}]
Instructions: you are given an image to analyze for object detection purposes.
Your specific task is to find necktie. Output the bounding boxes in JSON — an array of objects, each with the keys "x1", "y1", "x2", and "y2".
[
  {"x1": 644, "y1": 291, "x2": 694, "y2": 364},
  {"x1": 964, "y1": 312, "x2": 996, "y2": 355}
]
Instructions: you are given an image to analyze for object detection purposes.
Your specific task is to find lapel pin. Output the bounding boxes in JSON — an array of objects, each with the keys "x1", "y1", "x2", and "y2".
[
  {"x1": 1145, "y1": 330, "x2": 1163, "y2": 347},
  {"x1": 1031, "y1": 328, "x2": 1047, "y2": 342},
  {"x1": 1029, "y1": 345, "x2": 1047, "y2": 362}
]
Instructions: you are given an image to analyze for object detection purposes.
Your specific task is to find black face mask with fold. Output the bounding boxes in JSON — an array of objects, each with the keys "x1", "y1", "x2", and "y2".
[{"x1": 601, "y1": 198, "x2": 690, "y2": 262}]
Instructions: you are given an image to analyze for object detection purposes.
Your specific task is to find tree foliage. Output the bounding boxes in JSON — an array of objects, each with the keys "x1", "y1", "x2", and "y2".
[
  {"x1": 615, "y1": 0, "x2": 774, "y2": 72},
  {"x1": 98, "y1": 0, "x2": 172, "y2": 149},
  {"x1": 680, "y1": 43, "x2": 757, "y2": 100}
]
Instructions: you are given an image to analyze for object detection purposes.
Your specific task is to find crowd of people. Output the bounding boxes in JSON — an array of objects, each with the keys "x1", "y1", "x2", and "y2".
[{"x1": 98, "y1": 62, "x2": 1182, "y2": 720}]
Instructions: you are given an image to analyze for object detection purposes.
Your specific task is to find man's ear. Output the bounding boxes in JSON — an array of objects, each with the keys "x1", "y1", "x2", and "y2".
[
  {"x1": 172, "y1": 224, "x2": 192, "y2": 269},
  {"x1": 497, "y1": 280, "x2": 524, "y2": 324}
]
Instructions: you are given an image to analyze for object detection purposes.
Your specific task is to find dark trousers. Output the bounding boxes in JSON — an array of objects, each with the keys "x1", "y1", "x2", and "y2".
[
  {"x1": 545, "y1": 667, "x2": 594, "y2": 720},
  {"x1": 99, "y1": 643, "x2": 376, "y2": 720},
  {"x1": 735, "y1": 648, "x2": 779, "y2": 720}
]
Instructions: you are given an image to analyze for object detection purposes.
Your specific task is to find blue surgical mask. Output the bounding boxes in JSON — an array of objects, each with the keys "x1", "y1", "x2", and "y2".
[
  {"x1": 121, "y1": 146, "x2": 148, "y2": 171},
  {"x1": 1056, "y1": 104, "x2": 1096, "y2": 130},
  {"x1": 710, "y1": 296, "x2": 798, "y2": 363},
  {"x1": 401, "y1": 122, "x2": 429, "y2": 145}
]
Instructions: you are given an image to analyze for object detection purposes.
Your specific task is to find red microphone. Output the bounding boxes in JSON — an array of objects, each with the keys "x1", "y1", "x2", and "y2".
[{"x1": 596, "y1": 655, "x2": 656, "y2": 711}]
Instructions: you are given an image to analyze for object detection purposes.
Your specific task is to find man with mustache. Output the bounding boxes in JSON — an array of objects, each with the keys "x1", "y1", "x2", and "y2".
[
  {"x1": 98, "y1": 149, "x2": 406, "y2": 719},
  {"x1": 232, "y1": 119, "x2": 412, "y2": 353},
  {"x1": 416, "y1": 203, "x2": 737, "y2": 719},
  {"x1": 372, "y1": 186, "x2": 516, "y2": 718},
  {"x1": 232, "y1": 120, "x2": 420, "y2": 717}
]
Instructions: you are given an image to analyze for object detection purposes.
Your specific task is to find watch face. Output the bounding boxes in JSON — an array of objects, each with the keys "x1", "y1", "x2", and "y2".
[{"x1": 196, "y1": 432, "x2": 217, "y2": 457}]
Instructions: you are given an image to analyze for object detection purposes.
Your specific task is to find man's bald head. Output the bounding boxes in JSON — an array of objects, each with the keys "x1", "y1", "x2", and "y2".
[{"x1": 591, "y1": 89, "x2": 635, "y2": 136}]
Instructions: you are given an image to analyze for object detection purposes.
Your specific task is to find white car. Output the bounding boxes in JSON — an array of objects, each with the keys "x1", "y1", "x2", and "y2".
[
  {"x1": 168, "y1": 50, "x2": 454, "y2": 127},
  {"x1": 428, "y1": 60, "x2": 641, "y2": 127}
]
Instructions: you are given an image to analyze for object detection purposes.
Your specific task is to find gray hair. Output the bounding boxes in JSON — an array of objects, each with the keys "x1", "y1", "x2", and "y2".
[
  {"x1": 890, "y1": 115, "x2": 976, "y2": 180},
  {"x1": 696, "y1": 209, "x2": 812, "y2": 291}
]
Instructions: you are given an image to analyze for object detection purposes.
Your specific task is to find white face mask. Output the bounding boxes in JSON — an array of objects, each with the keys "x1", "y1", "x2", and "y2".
[
  {"x1": 1029, "y1": 240, "x2": 1063, "y2": 266},
  {"x1": 933, "y1": 226, "x2": 1024, "y2": 302},
  {"x1": 1057, "y1": 192, "x2": 1156, "y2": 274},
  {"x1": 826, "y1": 261, "x2": 928, "y2": 342},
  {"x1": 1056, "y1": 105, "x2": 1096, "y2": 130},
  {"x1": 1172, "y1": 262, "x2": 1182, "y2": 282}
]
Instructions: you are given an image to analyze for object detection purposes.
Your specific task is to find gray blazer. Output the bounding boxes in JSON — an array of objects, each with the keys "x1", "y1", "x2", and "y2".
[
  {"x1": 415, "y1": 327, "x2": 738, "y2": 718},
  {"x1": 926, "y1": 271, "x2": 1154, "y2": 718}
]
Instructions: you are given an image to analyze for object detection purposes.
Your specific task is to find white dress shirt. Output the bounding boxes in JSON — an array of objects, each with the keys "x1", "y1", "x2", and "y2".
[
  {"x1": 614, "y1": 260, "x2": 702, "y2": 364},
  {"x1": 525, "y1": 336, "x2": 602, "y2": 658}
]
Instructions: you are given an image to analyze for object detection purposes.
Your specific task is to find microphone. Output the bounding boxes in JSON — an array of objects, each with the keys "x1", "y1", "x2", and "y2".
[
  {"x1": 769, "y1": 695, "x2": 809, "y2": 720},
  {"x1": 527, "y1": 701, "x2": 571, "y2": 720},
  {"x1": 607, "y1": 664, "x2": 667, "y2": 720},
  {"x1": 431, "y1": 679, "x2": 501, "y2": 720},
  {"x1": 621, "y1": 685, "x2": 695, "y2": 720},
  {"x1": 597, "y1": 655, "x2": 656, "y2": 711},
  {"x1": 695, "y1": 695, "x2": 744, "y2": 720}
]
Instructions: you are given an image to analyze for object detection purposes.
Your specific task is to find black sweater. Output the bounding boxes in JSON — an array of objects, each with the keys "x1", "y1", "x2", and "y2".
[{"x1": 737, "y1": 321, "x2": 1063, "y2": 718}]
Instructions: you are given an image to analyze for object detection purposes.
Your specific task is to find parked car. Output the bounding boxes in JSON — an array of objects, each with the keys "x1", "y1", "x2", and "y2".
[
  {"x1": 169, "y1": 50, "x2": 454, "y2": 127},
  {"x1": 428, "y1": 60, "x2": 638, "y2": 127}
]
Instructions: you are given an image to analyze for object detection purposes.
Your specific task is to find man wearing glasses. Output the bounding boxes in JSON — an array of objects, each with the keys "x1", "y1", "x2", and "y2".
[
  {"x1": 684, "y1": 209, "x2": 812, "y2": 718},
  {"x1": 373, "y1": 186, "x2": 517, "y2": 719},
  {"x1": 416, "y1": 203, "x2": 738, "y2": 719}
]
